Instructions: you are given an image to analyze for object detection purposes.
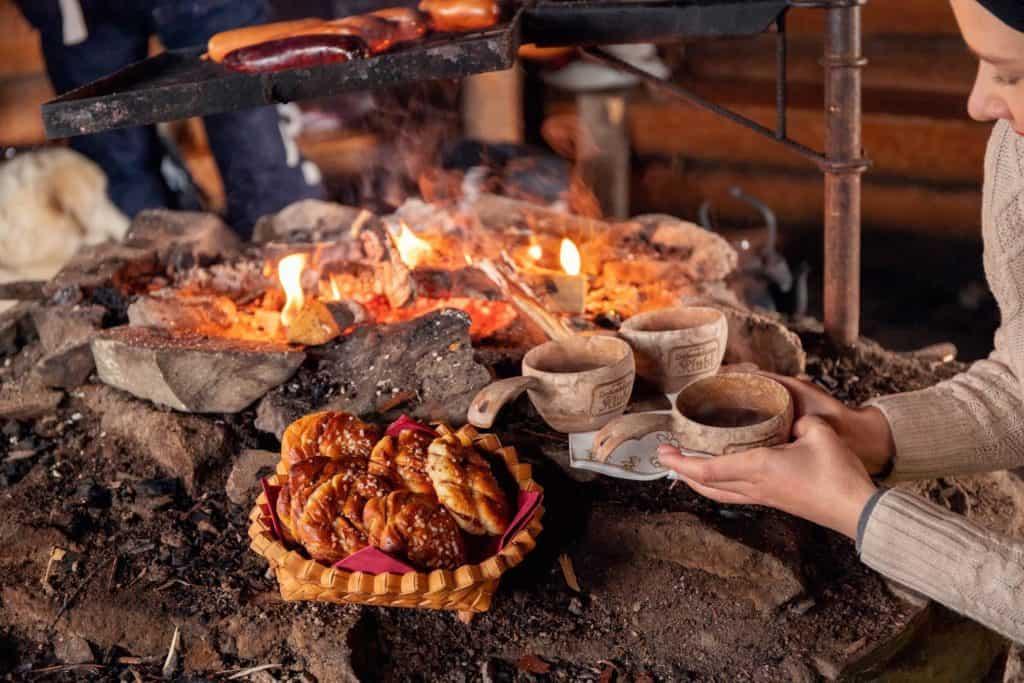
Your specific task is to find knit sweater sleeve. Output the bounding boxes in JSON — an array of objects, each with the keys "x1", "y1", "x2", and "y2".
[
  {"x1": 859, "y1": 489, "x2": 1024, "y2": 644},
  {"x1": 866, "y1": 120, "x2": 1024, "y2": 481}
]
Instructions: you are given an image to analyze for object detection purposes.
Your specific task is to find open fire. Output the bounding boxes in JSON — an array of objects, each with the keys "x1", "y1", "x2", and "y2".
[{"x1": 129, "y1": 193, "x2": 738, "y2": 356}]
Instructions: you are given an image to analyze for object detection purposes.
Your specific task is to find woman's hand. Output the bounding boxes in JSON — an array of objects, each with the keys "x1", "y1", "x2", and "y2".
[
  {"x1": 657, "y1": 416, "x2": 878, "y2": 539},
  {"x1": 765, "y1": 373, "x2": 895, "y2": 477}
]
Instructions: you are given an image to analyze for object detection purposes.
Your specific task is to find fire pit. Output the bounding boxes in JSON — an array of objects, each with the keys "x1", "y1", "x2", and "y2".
[
  {"x1": 36, "y1": 195, "x2": 760, "y2": 429},
  {"x1": 0, "y1": 201, "x2": 1016, "y2": 680}
]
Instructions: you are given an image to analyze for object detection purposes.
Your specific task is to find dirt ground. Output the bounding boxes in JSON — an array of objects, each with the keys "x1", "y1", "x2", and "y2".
[{"x1": 0, "y1": 326, "x2": 1018, "y2": 682}]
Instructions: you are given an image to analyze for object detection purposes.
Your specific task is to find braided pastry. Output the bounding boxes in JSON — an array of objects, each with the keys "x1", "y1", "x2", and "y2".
[
  {"x1": 364, "y1": 490, "x2": 467, "y2": 569},
  {"x1": 281, "y1": 411, "x2": 380, "y2": 468},
  {"x1": 368, "y1": 429, "x2": 435, "y2": 494},
  {"x1": 276, "y1": 456, "x2": 350, "y2": 542},
  {"x1": 426, "y1": 435, "x2": 510, "y2": 536},
  {"x1": 285, "y1": 456, "x2": 392, "y2": 564}
]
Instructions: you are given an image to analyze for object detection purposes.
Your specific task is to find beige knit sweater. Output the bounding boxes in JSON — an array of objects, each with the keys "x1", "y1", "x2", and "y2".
[{"x1": 863, "y1": 119, "x2": 1024, "y2": 644}]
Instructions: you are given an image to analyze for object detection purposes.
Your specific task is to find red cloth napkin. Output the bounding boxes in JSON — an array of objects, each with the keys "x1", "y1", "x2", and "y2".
[
  {"x1": 333, "y1": 546, "x2": 418, "y2": 573},
  {"x1": 385, "y1": 415, "x2": 437, "y2": 438},
  {"x1": 259, "y1": 477, "x2": 286, "y2": 543},
  {"x1": 500, "y1": 490, "x2": 543, "y2": 549}
]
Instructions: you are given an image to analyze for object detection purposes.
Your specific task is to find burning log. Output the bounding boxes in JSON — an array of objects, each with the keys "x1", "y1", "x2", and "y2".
[
  {"x1": 91, "y1": 326, "x2": 305, "y2": 413},
  {"x1": 256, "y1": 309, "x2": 491, "y2": 438},
  {"x1": 410, "y1": 267, "x2": 502, "y2": 300},
  {"x1": 477, "y1": 258, "x2": 572, "y2": 340},
  {"x1": 359, "y1": 224, "x2": 417, "y2": 308}
]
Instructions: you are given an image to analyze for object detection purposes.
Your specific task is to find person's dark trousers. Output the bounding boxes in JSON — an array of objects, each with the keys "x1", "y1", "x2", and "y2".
[{"x1": 17, "y1": 0, "x2": 326, "y2": 239}]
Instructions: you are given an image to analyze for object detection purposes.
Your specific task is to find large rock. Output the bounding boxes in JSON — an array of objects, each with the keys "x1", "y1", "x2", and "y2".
[
  {"x1": 82, "y1": 385, "x2": 229, "y2": 491},
  {"x1": 31, "y1": 304, "x2": 106, "y2": 354},
  {"x1": 633, "y1": 214, "x2": 739, "y2": 283},
  {"x1": 0, "y1": 376, "x2": 62, "y2": 419},
  {"x1": 54, "y1": 633, "x2": 93, "y2": 665},
  {"x1": 33, "y1": 343, "x2": 96, "y2": 389},
  {"x1": 585, "y1": 507, "x2": 805, "y2": 612},
  {"x1": 92, "y1": 326, "x2": 305, "y2": 413},
  {"x1": 30, "y1": 304, "x2": 106, "y2": 388},
  {"x1": 127, "y1": 295, "x2": 237, "y2": 333},
  {"x1": 684, "y1": 296, "x2": 806, "y2": 376},
  {"x1": 0, "y1": 303, "x2": 36, "y2": 356},
  {"x1": 125, "y1": 209, "x2": 240, "y2": 269},
  {"x1": 287, "y1": 611, "x2": 363, "y2": 683},
  {"x1": 257, "y1": 309, "x2": 491, "y2": 438}
]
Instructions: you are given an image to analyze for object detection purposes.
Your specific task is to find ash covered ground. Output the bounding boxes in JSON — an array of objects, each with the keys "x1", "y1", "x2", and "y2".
[{"x1": 3, "y1": 319, "x2": 1017, "y2": 682}]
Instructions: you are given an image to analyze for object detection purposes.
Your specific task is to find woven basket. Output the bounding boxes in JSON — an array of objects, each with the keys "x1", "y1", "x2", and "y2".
[{"x1": 248, "y1": 424, "x2": 544, "y2": 614}]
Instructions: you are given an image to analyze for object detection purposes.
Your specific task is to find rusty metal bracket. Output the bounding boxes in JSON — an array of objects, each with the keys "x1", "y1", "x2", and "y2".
[{"x1": 578, "y1": 42, "x2": 870, "y2": 175}]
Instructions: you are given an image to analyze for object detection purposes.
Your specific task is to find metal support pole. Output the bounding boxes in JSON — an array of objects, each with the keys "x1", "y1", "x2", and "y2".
[{"x1": 823, "y1": 1, "x2": 866, "y2": 345}]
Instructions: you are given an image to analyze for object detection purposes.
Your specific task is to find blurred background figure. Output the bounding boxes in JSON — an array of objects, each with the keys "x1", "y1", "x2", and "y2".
[
  {"x1": 0, "y1": 147, "x2": 127, "y2": 312},
  {"x1": 13, "y1": 0, "x2": 326, "y2": 239}
]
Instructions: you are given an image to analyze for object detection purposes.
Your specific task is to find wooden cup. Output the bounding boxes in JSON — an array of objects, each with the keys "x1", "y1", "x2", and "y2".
[
  {"x1": 469, "y1": 335, "x2": 636, "y2": 433},
  {"x1": 592, "y1": 372, "x2": 794, "y2": 461},
  {"x1": 618, "y1": 306, "x2": 728, "y2": 394}
]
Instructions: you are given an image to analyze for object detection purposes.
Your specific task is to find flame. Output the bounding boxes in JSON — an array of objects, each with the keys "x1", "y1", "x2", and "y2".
[
  {"x1": 278, "y1": 253, "x2": 307, "y2": 326},
  {"x1": 527, "y1": 242, "x2": 543, "y2": 261},
  {"x1": 330, "y1": 275, "x2": 342, "y2": 301},
  {"x1": 393, "y1": 223, "x2": 432, "y2": 269},
  {"x1": 560, "y1": 238, "x2": 581, "y2": 276}
]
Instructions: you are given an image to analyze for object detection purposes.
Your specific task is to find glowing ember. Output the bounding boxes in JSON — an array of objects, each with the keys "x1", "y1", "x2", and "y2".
[
  {"x1": 560, "y1": 238, "x2": 581, "y2": 276},
  {"x1": 278, "y1": 253, "x2": 307, "y2": 326},
  {"x1": 393, "y1": 223, "x2": 433, "y2": 269}
]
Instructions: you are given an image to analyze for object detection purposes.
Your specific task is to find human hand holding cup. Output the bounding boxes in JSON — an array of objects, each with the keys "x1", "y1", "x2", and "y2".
[{"x1": 592, "y1": 372, "x2": 794, "y2": 462}]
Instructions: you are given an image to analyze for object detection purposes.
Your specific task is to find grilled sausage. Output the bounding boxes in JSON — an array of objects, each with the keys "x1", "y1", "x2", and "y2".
[
  {"x1": 371, "y1": 7, "x2": 430, "y2": 44},
  {"x1": 207, "y1": 19, "x2": 325, "y2": 62},
  {"x1": 419, "y1": 0, "x2": 500, "y2": 33},
  {"x1": 222, "y1": 34, "x2": 370, "y2": 74},
  {"x1": 324, "y1": 15, "x2": 400, "y2": 54}
]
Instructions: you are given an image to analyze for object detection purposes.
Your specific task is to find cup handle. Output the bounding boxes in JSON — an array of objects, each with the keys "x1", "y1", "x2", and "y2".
[
  {"x1": 592, "y1": 413, "x2": 676, "y2": 463},
  {"x1": 468, "y1": 376, "x2": 540, "y2": 429}
]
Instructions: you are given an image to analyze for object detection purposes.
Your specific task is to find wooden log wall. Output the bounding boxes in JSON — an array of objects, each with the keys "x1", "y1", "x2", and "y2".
[{"x1": 546, "y1": 0, "x2": 989, "y2": 238}]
